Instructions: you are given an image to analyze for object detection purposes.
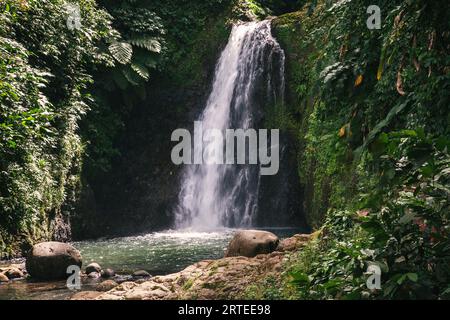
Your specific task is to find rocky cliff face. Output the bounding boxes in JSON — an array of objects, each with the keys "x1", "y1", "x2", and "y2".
[
  {"x1": 73, "y1": 85, "x2": 213, "y2": 238},
  {"x1": 271, "y1": 7, "x2": 332, "y2": 229}
]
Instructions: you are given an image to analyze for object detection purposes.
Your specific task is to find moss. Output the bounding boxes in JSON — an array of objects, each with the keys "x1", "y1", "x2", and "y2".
[
  {"x1": 208, "y1": 263, "x2": 219, "y2": 276},
  {"x1": 167, "y1": 13, "x2": 231, "y2": 88},
  {"x1": 164, "y1": 0, "x2": 278, "y2": 88},
  {"x1": 182, "y1": 278, "x2": 195, "y2": 291},
  {"x1": 247, "y1": 0, "x2": 269, "y2": 18},
  {"x1": 242, "y1": 275, "x2": 287, "y2": 300},
  {"x1": 270, "y1": 1, "x2": 360, "y2": 228},
  {"x1": 202, "y1": 280, "x2": 226, "y2": 290}
]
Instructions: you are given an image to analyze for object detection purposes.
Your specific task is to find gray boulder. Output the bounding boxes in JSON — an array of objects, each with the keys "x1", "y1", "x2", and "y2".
[
  {"x1": 26, "y1": 241, "x2": 82, "y2": 280},
  {"x1": 225, "y1": 230, "x2": 279, "y2": 258}
]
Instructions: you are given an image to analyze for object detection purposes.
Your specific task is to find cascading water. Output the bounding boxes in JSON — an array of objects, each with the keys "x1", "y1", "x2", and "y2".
[{"x1": 175, "y1": 20, "x2": 286, "y2": 230}]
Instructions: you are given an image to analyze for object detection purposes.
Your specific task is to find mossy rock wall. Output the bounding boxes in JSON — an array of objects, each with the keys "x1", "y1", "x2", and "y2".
[{"x1": 272, "y1": 2, "x2": 358, "y2": 228}]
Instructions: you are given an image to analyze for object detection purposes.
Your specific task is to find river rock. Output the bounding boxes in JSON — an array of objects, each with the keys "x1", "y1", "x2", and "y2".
[
  {"x1": 95, "y1": 233, "x2": 311, "y2": 300},
  {"x1": 71, "y1": 291, "x2": 102, "y2": 300},
  {"x1": 88, "y1": 272, "x2": 101, "y2": 279},
  {"x1": 0, "y1": 273, "x2": 9, "y2": 282},
  {"x1": 101, "y1": 268, "x2": 115, "y2": 278},
  {"x1": 114, "y1": 275, "x2": 133, "y2": 284},
  {"x1": 225, "y1": 230, "x2": 279, "y2": 258},
  {"x1": 85, "y1": 262, "x2": 101, "y2": 274},
  {"x1": 133, "y1": 270, "x2": 151, "y2": 278},
  {"x1": 96, "y1": 280, "x2": 118, "y2": 292},
  {"x1": 5, "y1": 267, "x2": 24, "y2": 279},
  {"x1": 26, "y1": 241, "x2": 82, "y2": 280}
]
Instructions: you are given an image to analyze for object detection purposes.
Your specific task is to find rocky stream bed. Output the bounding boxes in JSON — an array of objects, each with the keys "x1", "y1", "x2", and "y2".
[{"x1": 0, "y1": 230, "x2": 310, "y2": 300}]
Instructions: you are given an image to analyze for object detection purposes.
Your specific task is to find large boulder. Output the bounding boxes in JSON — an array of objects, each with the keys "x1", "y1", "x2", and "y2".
[
  {"x1": 26, "y1": 242, "x2": 82, "y2": 280},
  {"x1": 224, "y1": 230, "x2": 279, "y2": 258}
]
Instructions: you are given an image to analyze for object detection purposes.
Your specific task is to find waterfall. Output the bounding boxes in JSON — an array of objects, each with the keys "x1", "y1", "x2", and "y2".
[{"x1": 175, "y1": 20, "x2": 286, "y2": 230}]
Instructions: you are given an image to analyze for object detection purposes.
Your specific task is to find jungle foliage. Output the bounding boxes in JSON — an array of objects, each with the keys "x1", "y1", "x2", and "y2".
[
  {"x1": 0, "y1": 0, "x2": 121, "y2": 257},
  {"x1": 0, "y1": 0, "x2": 448, "y2": 301},
  {"x1": 262, "y1": 0, "x2": 449, "y2": 300},
  {"x1": 0, "y1": 0, "x2": 238, "y2": 255}
]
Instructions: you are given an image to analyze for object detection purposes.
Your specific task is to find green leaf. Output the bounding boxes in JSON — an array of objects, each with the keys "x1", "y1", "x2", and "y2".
[
  {"x1": 109, "y1": 42, "x2": 133, "y2": 64},
  {"x1": 122, "y1": 67, "x2": 141, "y2": 86},
  {"x1": 323, "y1": 279, "x2": 342, "y2": 289},
  {"x1": 131, "y1": 63, "x2": 149, "y2": 80},
  {"x1": 406, "y1": 273, "x2": 418, "y2": 282},
  {"x1": 290, "y1": 271, "x2": 311, "y2": 285},
  {"x1": 8, "y1": 140, "x2": 17, "y2": 148},
  {"x1": 398, "y1": 211, "x2": 417, "y2": 224},
  {"x1": 355, "y1": 101, "x2": 409, "y2": 156},
  {"x1": 129, "y1": 37, "x2": 161, "y2": 53}
]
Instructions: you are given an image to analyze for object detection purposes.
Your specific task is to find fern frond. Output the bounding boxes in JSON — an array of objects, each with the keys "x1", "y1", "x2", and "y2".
[
  {"x1": 131, "y1": 63, "x2": 150, "y2": 80},
  {"x1": 122, "y1": 67, "x2": 141, "y2": 86},
  {"x1": 128, "y1": 37, "x2": 161, "y2": 53},
  {"x1": 109, "y1": 42, "x2": 133, "y2": 64}
]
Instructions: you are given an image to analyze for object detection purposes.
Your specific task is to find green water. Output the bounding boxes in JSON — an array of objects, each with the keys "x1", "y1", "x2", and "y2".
[
  {"x1": 74, "y1": 229, "x2": 237, "y2": 275},
  {"x1": 0, "y1": 228, "x2": 302, "y2": 300}
]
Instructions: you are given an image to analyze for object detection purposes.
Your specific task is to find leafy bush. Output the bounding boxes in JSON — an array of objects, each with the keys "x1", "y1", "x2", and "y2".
[
  {"x1": 270, "y1": 0, "x2": 449, "y2": 300},
  {"x1": 0, "y1": 0, "x2": 118, "y2": 257},
  {"x1": 82, "y1": 0, "x2": 235, "y2": 174},
  {"x1": 289, "y1": 132, "x2": 450, "y2": 299}
]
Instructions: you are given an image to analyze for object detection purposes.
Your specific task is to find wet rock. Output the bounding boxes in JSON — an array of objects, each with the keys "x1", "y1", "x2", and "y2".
[
  {"x1": 96, "y1": 280, "x2": 118, "y2": 292},
  {"x1": 85, "y1": 262, "x2": 101, "y2": 274},
  {"x1": 101, "y1": 268, "x2": 115, "y2": 278},
  {"x1": 26, "y1": 242, "x2": 82, "y2": 280},
  {"x1": 0, "y1": 273, "x2": 9, "y2": 282},
  {"x1": 225, "y1": 230, "x2": 279, "y2": 258},
  {"x1": 132, "y1": 270, "x2": 151, "y2": 278},
  {"x1": 88, "y1": 272, "x2": 101, "y2": 279},
  {"x1": 114, "y1": 275, "x2": 133, "y2": 283},
  {"x1": 70, "y1": 291, "x2": 102, "y2": 300}
]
